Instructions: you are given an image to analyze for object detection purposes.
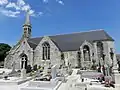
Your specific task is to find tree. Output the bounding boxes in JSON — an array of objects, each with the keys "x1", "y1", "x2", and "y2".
[{"x1": 0, "y1": 43, "x2": 11, "y2": 62}]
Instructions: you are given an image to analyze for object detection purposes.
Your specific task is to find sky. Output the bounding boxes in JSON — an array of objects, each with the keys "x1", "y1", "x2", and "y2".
[{"x1": 0, "y1": 0, "x2": 120, "y2": 53}]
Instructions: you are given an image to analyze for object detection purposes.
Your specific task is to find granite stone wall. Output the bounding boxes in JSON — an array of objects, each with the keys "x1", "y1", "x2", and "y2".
[
  {"x1": 34, "y1": 36, "x2": 62, "y2": 69},
  {"x1": 4, "y1": 36, "x2": 116, "y2": 71}
]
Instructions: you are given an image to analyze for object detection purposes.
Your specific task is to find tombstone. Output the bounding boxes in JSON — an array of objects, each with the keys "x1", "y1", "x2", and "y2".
[
  {"x1": 43, "y1": 61, "x2": 48, "y2": 76},
  {"x1": 112, "y1": 67, "x2": 120, "y2": 90},
  {"x1": 3, "y1": 72, "x2": 9, "y2": 80},
  {"x1": 11, "y1": 61, "x2": 16, "y2": 73},
  {"x1": 51, "y1": 65, "x2": 57, "y2": 79},
  {"x1": 113, "y1": 67, "x2": 120, "y2": 84},
  {"x1": 21, "y1": 57, "x2": 26, "y2": 79},
  {"x1": 79, "y1": 72, "x2": 82, "y2": 80}
]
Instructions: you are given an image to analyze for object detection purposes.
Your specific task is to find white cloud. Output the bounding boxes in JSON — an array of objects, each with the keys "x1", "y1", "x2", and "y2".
[
  {"x1": 6, "y1": 0, "x2": 32, "y2": 12},
  {"x1": 0, "y1": 0, "x2": 65, "y2": 18},
  {"x1": 17, "y1": 0, "x2": 25, "y2": 6},
  {"x1": 6, "y1": 2, "x2": 20, "y2": 10},
  {"x1": 2, "y1": 0, "x2": 37, "y2": 17},
  {"x1": 43, "y1": 0, "x2": 48, "y2": 3},
  {"x1": 0, "y1": 0, "x2": 8, "y2": 5},
  {"x1": 0, "y1": 9, "x2": 20, "y2": 17},
  {"x1": 57, "y1": 0, "x2": 64, "y2": 5},
  {"x1": 21, "y1": 4, "x2": 31, "y2": 11},
  {"x1": 29, "y1": 10, "x2": 36, "y2": 16},
  {"x1": 38, "y1": 12, "x2": 43, "y2": 16},
  {"x1": 29, "y1": 11, "x2": 43, "y2": 17},
  {"x1": 29, "y1": 10, "x2": 34, "y2": 15}
]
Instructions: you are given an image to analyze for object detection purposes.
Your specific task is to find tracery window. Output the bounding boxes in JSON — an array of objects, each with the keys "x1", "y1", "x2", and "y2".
[
  {"x1": 42, "y1": 42, "x2": 50, "y2": 60},
  {"x1": 77, "y1": 51, "x2": 81, "y2": 67},
  {"x1": 83, "y1": 45, "x2": 91, "y2": 61},
  {"x1": 61, "y1": 53, "x2": 64, "y2": 60},
  {"x1": 97, "y1": 41, "x2": 104, "y2": 58}
]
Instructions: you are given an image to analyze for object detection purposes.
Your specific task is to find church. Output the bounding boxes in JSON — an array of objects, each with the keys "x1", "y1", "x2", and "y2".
[{"x1": 4, "y1": 12, "x2": 117, "y2": 74}]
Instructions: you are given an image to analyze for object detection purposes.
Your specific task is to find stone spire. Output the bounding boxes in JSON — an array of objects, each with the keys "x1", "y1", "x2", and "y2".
[
  {"x1": 23, "y1": 10, "x2": 32, "y2": 39},
  {"x1": 24, "y1": 10, "x2": 31, "y2": 25}
]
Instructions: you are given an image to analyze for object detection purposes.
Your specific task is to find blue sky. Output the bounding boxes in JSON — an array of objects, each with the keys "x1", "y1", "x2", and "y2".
[{"x1": 0, "y1": 0, "x2": 120, "y2": 53}]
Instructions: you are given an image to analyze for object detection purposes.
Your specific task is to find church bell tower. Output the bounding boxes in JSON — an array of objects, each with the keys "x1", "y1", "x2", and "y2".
[{"x1": 23, "y1": 10, "x2": 32, "y2": 39}]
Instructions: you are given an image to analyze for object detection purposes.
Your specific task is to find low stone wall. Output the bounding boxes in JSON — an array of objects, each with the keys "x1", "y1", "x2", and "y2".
[
  {"x1": 0, "y1": 77, "x2": 32, "y2": 85},
  {"x1": 28, "y1": 81, "x2": 55, "y2": 88},
  {"x1": 21, "y1": 80, "x2": 62, "y2": 90}
]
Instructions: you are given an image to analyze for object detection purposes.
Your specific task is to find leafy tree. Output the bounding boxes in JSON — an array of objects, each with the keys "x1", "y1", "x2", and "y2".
[{"x1": 0, "y1": 43, "x2": 11, "y2": 62}]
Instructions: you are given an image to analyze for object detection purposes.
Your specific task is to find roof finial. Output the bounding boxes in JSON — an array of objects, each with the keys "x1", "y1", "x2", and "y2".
[{"x1": 25, "y1": 9, "x2": 31, "y2": 25}]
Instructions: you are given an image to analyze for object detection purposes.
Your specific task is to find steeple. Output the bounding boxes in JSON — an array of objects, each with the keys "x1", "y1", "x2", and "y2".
[
  {"x1": 25, "y1": 10, "x2": 31, "y2": 25},
  {"x1": 23, "y1": 10, "x2": 32, "y2": 39}
]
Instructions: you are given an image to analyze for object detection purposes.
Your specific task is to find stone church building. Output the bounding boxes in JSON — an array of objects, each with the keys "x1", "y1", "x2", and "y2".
[{"x1": 4, "y1": 12, "x2": 117, "y2": 73}]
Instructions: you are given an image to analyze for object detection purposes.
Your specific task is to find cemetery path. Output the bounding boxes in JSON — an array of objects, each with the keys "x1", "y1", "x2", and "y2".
[{"x1": 71, "y1": 69, "x2": 78, "y2": 76}]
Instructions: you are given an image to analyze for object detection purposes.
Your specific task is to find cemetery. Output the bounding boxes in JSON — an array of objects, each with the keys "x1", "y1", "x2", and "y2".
[{"x1": 0, "y1": 57, "x2": 120, "y2": 90}]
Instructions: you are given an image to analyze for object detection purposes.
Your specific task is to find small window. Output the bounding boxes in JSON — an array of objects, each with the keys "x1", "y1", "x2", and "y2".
[
  {"x1": 61, "y1": 53, "x2": 64, "y2": 60},
  {"x1": 77, "y1": 51, "x2": 81, "y2": 60},
  {"x1": 24, "y1": 28, "x2": 27, "y2": 31},
  {"x1": 28, "y1": 28, "x2": 31, "y2": 32}
]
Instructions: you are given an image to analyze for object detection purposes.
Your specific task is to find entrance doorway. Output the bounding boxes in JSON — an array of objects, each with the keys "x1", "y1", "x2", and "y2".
[{"x1": 20, "y1": 53, "x2": 28, "y2": 69}]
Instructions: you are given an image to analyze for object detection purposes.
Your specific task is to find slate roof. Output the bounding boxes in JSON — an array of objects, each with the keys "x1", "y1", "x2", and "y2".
[
  {"x1": 27, "y1": 30, "x2": 114, "y2": 51},
  {"x1": 27, "y1": 37, "x2": 43, "y2": 49}
]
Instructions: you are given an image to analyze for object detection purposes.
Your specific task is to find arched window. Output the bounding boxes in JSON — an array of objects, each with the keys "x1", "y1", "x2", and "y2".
[
  {"x1": 77, "y1": 51, "x2": 81, "y2": 67},
  {"x1": 83, "y1": 45, "x2": 90, "y2": 61},
  {"x1": 42, "y1": 42, "x2": 50, "y2": 60},
  {"x1": 61, "y1": 53, "x2": 64, "y2": 60},
  {"x1": 97, "y1": 41, "x2": 104, "y2": 58}
]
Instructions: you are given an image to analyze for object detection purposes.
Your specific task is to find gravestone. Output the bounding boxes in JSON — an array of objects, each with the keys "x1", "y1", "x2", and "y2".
[
  {"x1": 113, "y1": 68, "x2": 120, "y2": 84},
  {"x1": 51, "y1": 65, "x2": 57, "y2": 79},
  {"x1": 9, "y1": 61, "x2": 16, "y2": 75},
  {"x1": 3, "y1": 72, "x2": 9, "y2": 80},
  {"x1": 113, "y1": 67, "x2": 120, "y2": 90},
  {"x1": 43, "y1": 61, "x2": 48, "y2": 76},
  {"x1": 12, "y1": 61, "x2": 16, "y2": 72}
]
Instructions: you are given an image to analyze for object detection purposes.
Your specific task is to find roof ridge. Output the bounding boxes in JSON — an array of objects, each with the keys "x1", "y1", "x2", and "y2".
[
  {"x1": 28, "y1": 29, "x2": 114, "y2": 51},
  {"x1": 30, "y1": 29, "x2": 104, "y2": 39},
  {"x1": 49, "y1": 29, "x2": 104, "y2": 37}
]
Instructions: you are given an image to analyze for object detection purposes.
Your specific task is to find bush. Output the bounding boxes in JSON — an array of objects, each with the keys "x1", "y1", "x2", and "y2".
[
  {"x1": 38, "y1": 65, "x2": 41, "y2": 69},
  {"x1": 33, "y1": 64, "x2": 37, "y2": 71},
  {"x1": 26, "y1": 65, "x2": 32, "y2": 73},
  {"x1": 91, "y1": 65, "x2": 96, "y2": 70}
]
